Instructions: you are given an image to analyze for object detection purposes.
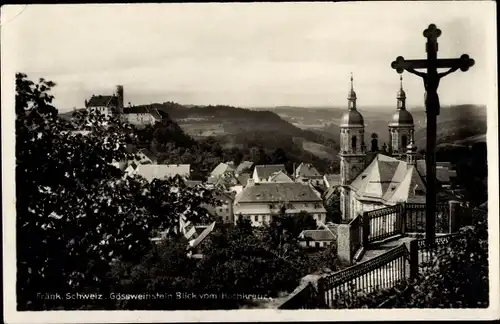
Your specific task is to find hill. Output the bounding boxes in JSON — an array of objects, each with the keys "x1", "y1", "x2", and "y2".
[{"x1": 135, "y1": 102, "x2": 340, "y2": 162}]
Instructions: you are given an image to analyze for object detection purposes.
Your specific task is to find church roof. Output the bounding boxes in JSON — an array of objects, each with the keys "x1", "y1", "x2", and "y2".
[
  {"x1": 349, "y1": 153, "x2": 455, "y2": 204},
  {"x1": 350, "y1": 154, "x2": 426, "y2": 203}
]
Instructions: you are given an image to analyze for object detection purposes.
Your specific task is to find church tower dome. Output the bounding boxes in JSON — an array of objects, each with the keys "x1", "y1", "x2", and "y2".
[
  {"x1": 388, "y1": 75, "x2": 415, "y2": 157},
  {"x1": 340, "y1": 73, "x2": 365, "y2": 127}
]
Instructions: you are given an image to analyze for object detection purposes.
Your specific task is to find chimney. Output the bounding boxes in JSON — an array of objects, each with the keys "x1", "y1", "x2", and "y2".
[{"x1": 116, "y1": 85, "x2": 124, "y2": 114}]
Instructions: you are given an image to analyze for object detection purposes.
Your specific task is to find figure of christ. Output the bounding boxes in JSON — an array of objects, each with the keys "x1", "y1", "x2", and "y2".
[{"x1": 405, "y1": 66, "x2": 459, "y2": 115}]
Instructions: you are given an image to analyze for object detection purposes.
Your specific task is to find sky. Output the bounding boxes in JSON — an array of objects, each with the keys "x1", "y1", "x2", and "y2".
[{"x1": 1, "y1": 2, "x2": 496, "y2": 111}]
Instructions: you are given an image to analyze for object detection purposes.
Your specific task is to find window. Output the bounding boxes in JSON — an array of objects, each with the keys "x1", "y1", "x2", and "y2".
[
  {"x1": 351, "y1": 136, "x2": 357, "y2": 151},
  {"x1": 315, "y1": 242, "x2": 320, "y2": 248},
  {"x1": 401, "y1": 135, "x2": 408, "y2": 149}
]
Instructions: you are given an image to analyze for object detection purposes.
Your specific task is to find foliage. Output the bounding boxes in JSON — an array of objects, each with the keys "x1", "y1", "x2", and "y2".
[
  {"x1": 393, "y1": 208, "x2": 489, "y2": 308},
  {"x1": 325, "y1": 190, "x2": 342, "y2": 224},
  {"x1": 16, "y1": 73, "x2": 214, "y2": 310}
]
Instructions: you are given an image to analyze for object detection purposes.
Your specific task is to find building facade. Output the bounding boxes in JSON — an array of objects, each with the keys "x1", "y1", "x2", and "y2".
[{"x1": 233, "y1": 181, "x2": 327, "y2": 227}]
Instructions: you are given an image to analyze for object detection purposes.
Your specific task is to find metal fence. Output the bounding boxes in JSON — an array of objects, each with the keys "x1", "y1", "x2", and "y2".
[
  {"x1": 404, "y1": 203, "x2": 450, "y2": 233},
  {"x1": 417, "y1": 232, "x2": 460, "y2": 266},
  {"x1": 365, "y1": 205, "x2": 404, "y2": 243},
  {"x1": 320, "y1": 244, "x2": 409, "y2": 308},
  {"x1": 349, "y1": 214, "x2": 363, "y2": 257}
]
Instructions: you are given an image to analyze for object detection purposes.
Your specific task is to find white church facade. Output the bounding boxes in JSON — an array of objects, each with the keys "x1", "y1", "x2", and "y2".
[{"x1": 339, "y1": 74, "x2": 456, "y2": 221}]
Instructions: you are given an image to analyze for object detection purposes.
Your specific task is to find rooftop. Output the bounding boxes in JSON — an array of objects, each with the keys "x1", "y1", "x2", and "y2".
[
  {"x1": 235, "y1": 182, "x2": 323, "y2": 204},
  {"x1": 254, "y1": 164, "x2": 287, "y2": 180},
  {"x1": 133, "y1": 164, "x2": 190, "y2": 182}
]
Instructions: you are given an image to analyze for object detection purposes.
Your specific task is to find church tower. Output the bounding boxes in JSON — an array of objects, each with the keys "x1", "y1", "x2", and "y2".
[
  {"x1": 339, "y1": 73, "x2": 366, "y2": 220},
  {"x1": 388, "y1": 75, "x2": 414, "y2": 158}
]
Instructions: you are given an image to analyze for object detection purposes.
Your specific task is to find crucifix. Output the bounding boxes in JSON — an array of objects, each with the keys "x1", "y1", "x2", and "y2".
[{"x1": 391, "y1": 24, "x2": 474, "y2": 246}]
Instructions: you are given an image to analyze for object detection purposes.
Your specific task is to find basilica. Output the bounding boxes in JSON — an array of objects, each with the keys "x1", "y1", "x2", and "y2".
[{"x1": 339, "y1": 74, "x2": 456, "y2": 221}]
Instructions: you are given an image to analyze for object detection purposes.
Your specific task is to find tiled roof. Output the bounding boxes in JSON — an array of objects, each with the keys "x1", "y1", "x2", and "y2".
[
  {"x1": 268, "y1": 170, "x2": 294, "y2": 183},
  {"x1": 133, "y1": 164, "x2": 190, "y2": 182},
  {"x1": 416, "y1": 160, "x2": 456, "y2": 183},
  {"x1": 123, "y1": 106, "x2": 151, "y2": 114},
  {"x1": 210, "y1": 162, "x2": 236, "y2": 177},
  {"x1": 235, "y1": 161, "x2": 254, "y2": 174},
  {"x1": 149, "y1": 109, "x2": 162, "y2": 120},
  {"x1": 295, "y1": 163, "x2": 322, "y2": 178},
  {"x1": 188, "y1": 221, "x2": 216, "y2": 250},
  {"x1": 254, "y1": 164, "x2": 286, "y2": 180},
  {"x1": 235, "y1": 182, "x2": 323, "y2": 204},
  {"x1": 322, "y1": 186, "x2": 339, "y2": 201},
  {"x1": 324, "y1": 174, "x2": 341, "y2": 187},
  {"x1": 87, "y1": 95, "x2": 117, "y2": 107},
  {"x1": 184, "y1": 180, "x2": 203, "y2": 187},
  {"x1": 237, "y1": 173, "x2": 250, "y2": 186},
  {"x1": 137, "y1": 148, "x2": 157, "y2": 162},
  {"x1": 298, "y1": 229, "x2": 335, "y2": 242}
]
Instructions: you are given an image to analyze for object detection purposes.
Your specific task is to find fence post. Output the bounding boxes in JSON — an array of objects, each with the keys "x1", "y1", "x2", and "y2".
[
  {"x1": 337, "y1": 224, "x2": 352, "y2": 264},
  {"x1": 449, "y1": 200, "x2": 460, "y2": 233},
  {"x1": 400, "y1": 202, "x2": 406, "y2": 235},
  {"x1": 407, "y1": 239, "x2": 418, "y2": 280},
  {"x1": 316, "y1": 277, "x2": 326, "y2": 307},
  {"x1": 362, "y1": 211, "x2": 369, "y2": 247}
]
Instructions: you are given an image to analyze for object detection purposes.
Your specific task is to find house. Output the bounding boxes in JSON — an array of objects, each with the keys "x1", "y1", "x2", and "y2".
[
  {"x1": 323, "y1": 174, "x2": 342, "y2": 189},
  {"x1": 112, "y1": 147, "x2": 157, "y2": 171},
  {"x1": 85, "y1": 85, "x2": 124, "y2": 117},
  {"x1": 210, "y1": 162, "x2": 236, "y2": 177},
  {"x1": 322, "y1": 186, "x2": 340, "y2": 204},
  {"x1": 294, "y1": 163, "x2": 324, "y2": 186},
  {"x1": 252, "y1": 164, "x2": 287, "y2": 183},
  {"x1": 415, "y1": 160, "x2": 457, "y2": 188},
  {"x1": 186, "y1": 222, "x2": 217, "y2": 259},
  {"x1": 236, "y1": 173, "x2": 251, "y2": 186},
  {"x1": 268, "y1": 170, "x2": 294, "y2": 183},
  {"x1": 233, "y1": 180, "x2": 327, "y2": 227},
  {"x1": 85, "y1": 86, "x2": 162, "y2": 127},
  {"x1": 206, "y1": 172, "x2": 239, "y2": 190},
  {"x1": 122, "y1": 106, "x2": 162, "y2": 127},
  {"x1": 235, "y1": 161, "x2": 254, "y2": 176},
  {"x1": 297, "y1": 229, "x2": 336, "y2": 248},
  {"x1": 202, "y1": 190, "x2": 235, "y2": 224},
  {"x1": 131, "y1": 164, "x2": 191, "y2": 182}
]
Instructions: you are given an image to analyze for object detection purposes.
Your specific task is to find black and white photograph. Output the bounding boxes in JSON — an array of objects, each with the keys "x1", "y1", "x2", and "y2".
[{"x1": 1, "y1": 2, "x2": 498, "y2": 323}]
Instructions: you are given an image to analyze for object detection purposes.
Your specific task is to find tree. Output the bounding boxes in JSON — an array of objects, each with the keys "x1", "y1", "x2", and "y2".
[
  {"x1": 394, "y1": 208, "x2": 489, "y2": 308},
  {"x1": 325, "y1": 190, "x2": 342, "y2": 223},
  {"x1": 15, "y1": 73, "x2": 214, "y2": 310}
]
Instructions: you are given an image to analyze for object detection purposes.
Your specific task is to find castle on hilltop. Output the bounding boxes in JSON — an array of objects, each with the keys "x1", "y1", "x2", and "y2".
[
  {"x1": 84, "y1": 85, "x2": 162, "y2": 127},
  {"x1": 339, "y1": 74, "x2": 456, "y2": 221}
]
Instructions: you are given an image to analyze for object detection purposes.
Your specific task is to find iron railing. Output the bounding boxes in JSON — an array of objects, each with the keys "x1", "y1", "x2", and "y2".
[
  {"x1": 320, "y1": 244, "x2": 409, "y2": 308},
  {"x1": 365, "y1": 205, "x2": 404, "y2": 243},
  {"x1": 349, "y1": 214, "x2": 363, "y2": 257}
]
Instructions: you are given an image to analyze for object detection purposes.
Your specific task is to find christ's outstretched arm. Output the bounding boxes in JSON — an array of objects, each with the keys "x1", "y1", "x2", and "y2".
[
  {"x1": 437, "y1": 67, "x2": 459, "y2": 79},
  {"x1": 406, "y1": 68, "x2": 427, "y2": 79}
]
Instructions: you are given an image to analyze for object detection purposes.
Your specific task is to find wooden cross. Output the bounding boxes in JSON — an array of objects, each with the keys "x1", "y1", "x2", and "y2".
[{"x1": 390, "y1": 24, "x2": 475, "y2": 246}]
